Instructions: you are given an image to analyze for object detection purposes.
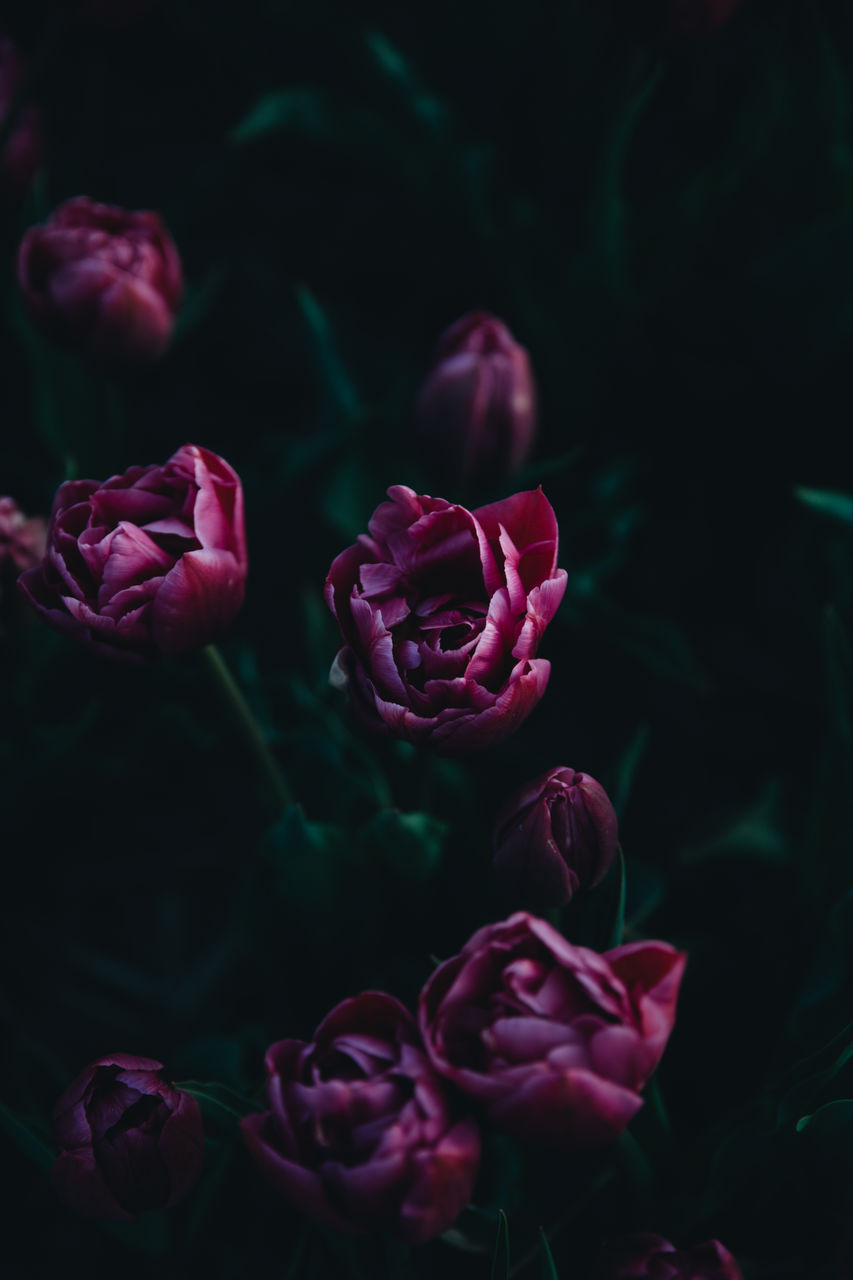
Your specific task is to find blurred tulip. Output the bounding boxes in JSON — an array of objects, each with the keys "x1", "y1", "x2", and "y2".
[
  {"x1": 414, "y1": 312, "x2": 536, "y2": 483},
  {"x1": 599, "y1": 1233, "x2": 744, "y2": 1278},
  {"x1": 52, "y1": 1053, "x2": 204, "y2": 1221},
  {"x1": 0, "y1": 496, "x2": 46, "y2": 598},
  {"x1": 0, "y1": 37, "x2": 42, "y2": 195},
  {"x1": 17, "y1": 196, "x2": 182, "y2": 364}
]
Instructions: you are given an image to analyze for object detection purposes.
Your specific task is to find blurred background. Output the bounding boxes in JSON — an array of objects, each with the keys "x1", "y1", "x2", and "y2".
[{"x1": 4, "y1": 0, "x2": 853, "y2": 1275}]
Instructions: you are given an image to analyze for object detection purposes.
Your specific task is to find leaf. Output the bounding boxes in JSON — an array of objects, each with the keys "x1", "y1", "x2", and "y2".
[
  {"x1": 358, "y1": 810, "x2": 448, "y2": 885},
  {"x1": 563, "y1": 593, "x2": 712, "y2": 693},
  {"x1": 176, "y1": 1081, "x2": 260, "y2": 1127},
  {"x1": 608, "y1": 847, "x2": 627, "y2": 949},
  {"x1": 183, "y1": 1141, "x2": 235, "y2": 1246},
  {"x1": 538, "y1": 1228, "x2": 559, "y2": 1280},
  {"x1": 795, "y1": 486, "x2": 853, "y2": 527},
  {"x1": 491, "y1": 1210, "x2": 510, "y2": 1280},
  {"x1": 0, "y1": 1098, "x2": 54, "y2": 1172},
  {"x1": 294, "y1": 284, "x2": 361, "y2": 423},
  {"x1": 321, "y1": 454, "x2": 379, "y2": 540},
  {"x1": 365, "y1": 31, "x2": 447, "y2": 133},
  {"x1": 681, "y1": 781, "x2": 787, "y2": 866},
  {"x1": 259, "y1": 807, "x2": 350, "y2": 932},
  {"x1": 613, "y1": 723, "x2": 650, "y2": 818},
  {"x1": 171, "y1": 267, "x2": 226, "y2": 341},
  {"x1": 797, "y1": 1099, "x2": 853, "y2": 1184},
  {"x1": 229, "y1": 88, "x2": 332, "y2": 144}
]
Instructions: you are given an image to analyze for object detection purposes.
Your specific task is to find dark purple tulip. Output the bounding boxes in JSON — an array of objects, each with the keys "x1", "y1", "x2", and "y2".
[
  {"x1": 325, "y1": 486, "x2": 567, "y2": 755},
  {"x1": 414, "y1": 312, "x2": 536, "y2": 482},
  {"x1": 0, "y1": 37, "x2": 42, "y2": 195},
  {"x1": 599, "y1": 1234, "x2": 744, "y2": 1279},
  {"x1": 18, "y1": 444, "x2": 247, "y2": 662},
  {"x1": 0, "y1": 496, "x2": 46, "y2": 597},
  {"x1": 241, "y1": 992, "x2": 481, "y2": 1244},
  {"x1": 51, "y1": 1053, "x2": 204, "y2": 1221},
  {"x1": 493, "y1": 767, "x2": 619, "y2": 909},
  {"x1": 17, "y1": 197, "x2": 182, "y2": 364},
  {"x1": 419, "y1": 913, "x2": 686, "y2": 1149}
]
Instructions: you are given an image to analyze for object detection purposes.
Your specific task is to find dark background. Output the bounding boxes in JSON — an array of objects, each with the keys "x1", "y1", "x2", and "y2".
[{"x1": 4, "y1": 0, "x2": 853, "y2": 1276}]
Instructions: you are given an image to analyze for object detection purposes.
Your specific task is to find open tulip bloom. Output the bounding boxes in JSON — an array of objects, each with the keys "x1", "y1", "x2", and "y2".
[
  {"x1": 240, "y1": 992, "x2": 481, "y2": 1244},
  {"x1": 419, "y1": 913, "x2": 686, "y2": 1149},
  {"x1": 325, "y1": 485, "x2": 567, "y2": 754},
  {"x1": 18, "y1": 443, "x2": 247, "y2": 661}
]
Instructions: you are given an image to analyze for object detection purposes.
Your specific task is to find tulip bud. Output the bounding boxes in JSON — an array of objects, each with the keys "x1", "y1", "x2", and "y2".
[
  {"x1": 0, "y1": 37, "x2": 42, "y2": 195},
  {"x1": 414, "y1": 312, "x2": 536, "y2": 483},
  {"x1": 17, "y1": 196, "x2": 183, "y2": 365},
  {"x1": 493, "y1": 766, "x2": 619, "y2": 909},
  {"x1": 599, "y1": 1234, "x2": 744, "y2": 1279},
  {"x1": 0, "y1": 496, "x2": 46, "y2": 598},
  {"x1": 51, "y1": 1053, "x2": 204, "y2": 1221}
]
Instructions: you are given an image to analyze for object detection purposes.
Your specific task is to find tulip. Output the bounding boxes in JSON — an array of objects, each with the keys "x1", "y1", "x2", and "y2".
[
  {"x1": 0, "y1": 37, "x2": 42, "y2": 194},
  {"x1": 325, "y1": 485, "x2": 567, "y2": 754},
  {"x1": 17, "y1": 196, "x2": 182, "y2": 364},
  {"x1": 51, "y1": 1053, "x2": 204, "y2": 1220},
  {"x1": 493, "y1": 766, "x2": 619, "y2": 909},
  {"x1": 0, "y1": 496, "x2": 46, "y2": 597},
  {"x1": 241, "y1": 992, "x2": 481, "y2": 1243},
  {"x1": 599, "y1": 1234, "x2": 744, "y2": 1278},
  {"x1": 419, "y1": 912, "x2": 685, "y2": 1149},
  {"x1": 18, "y1": 443, "x2": 247, "y2": 661},
  {"x1": 414, "y1": 312, "x2": 536, "y2": 483}
]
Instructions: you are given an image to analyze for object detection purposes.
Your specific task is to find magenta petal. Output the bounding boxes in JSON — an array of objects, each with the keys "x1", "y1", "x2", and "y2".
[
  {"x1": 240, "y1": 1113, "x2": 357, "y2": 1234},
  {"x1": 158, "y1": 1091, "x2": 205, "y2": 1207},
  {"x1": 51, "y1": 1150, "x2": 131, "y2": 1222},
  {"x1": 491, "y1": 1065, "x2": 642, "y2": 1148},
  {"x1": 151, "y1": 548, "x2": 245, "y2": 653},
  {"x1": 398, "y1": 1118, "x2": 481, "y2": 1245}
]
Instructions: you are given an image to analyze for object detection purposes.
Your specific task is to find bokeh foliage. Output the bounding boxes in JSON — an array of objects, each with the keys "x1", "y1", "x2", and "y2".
[{"x1": 4, "y1": 0, "x2": 853, "y2": 1275}]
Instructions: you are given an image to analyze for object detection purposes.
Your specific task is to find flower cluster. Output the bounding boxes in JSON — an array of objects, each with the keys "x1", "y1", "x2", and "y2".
[{"x1": 235, "y1": 912, "x2": 685, "y2": 1241}]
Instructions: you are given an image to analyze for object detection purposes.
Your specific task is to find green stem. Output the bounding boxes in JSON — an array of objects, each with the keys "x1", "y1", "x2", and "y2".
[{"x1": 201, "y1": 644, "x2": 293, "y2": 812}]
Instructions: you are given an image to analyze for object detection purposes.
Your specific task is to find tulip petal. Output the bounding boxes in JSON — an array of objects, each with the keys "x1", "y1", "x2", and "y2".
[{"x1": 151, "y1": 548, "x2": 245, "y2": 654}]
